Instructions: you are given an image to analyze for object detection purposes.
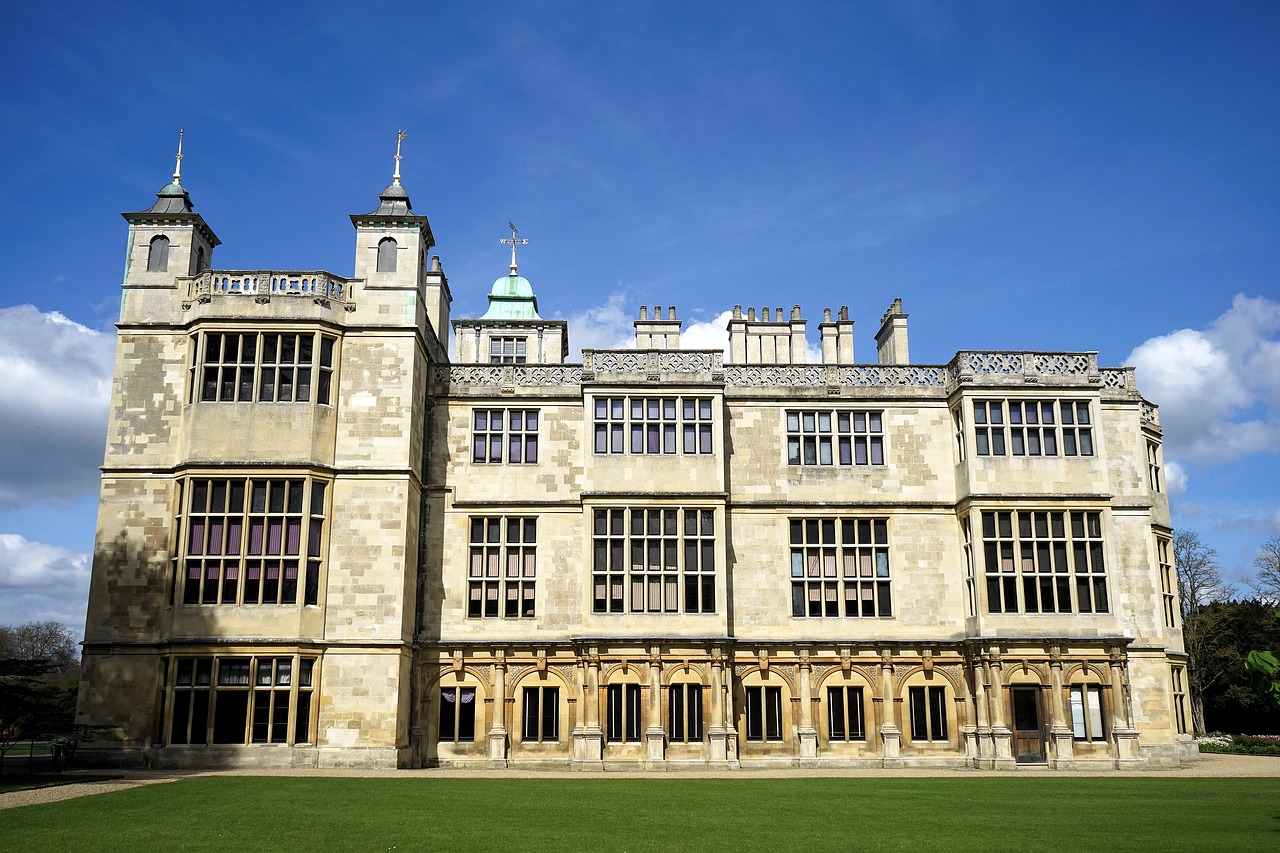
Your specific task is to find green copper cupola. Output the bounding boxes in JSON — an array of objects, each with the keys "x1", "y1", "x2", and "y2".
[{"x1": 480, "y1": 223, "x2": 542, "y2": 320}]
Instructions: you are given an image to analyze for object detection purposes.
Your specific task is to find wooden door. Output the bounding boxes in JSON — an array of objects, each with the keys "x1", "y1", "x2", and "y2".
[{"x1": 1012, "y1": 688, "x2": 1044, "y2": 763}]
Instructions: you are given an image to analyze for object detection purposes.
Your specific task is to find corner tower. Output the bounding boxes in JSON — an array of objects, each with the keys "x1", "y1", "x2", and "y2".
[
  {"x1": 350, "y1": 131, "x2": 451, "y2": 356},
  {"x1": 119, "y1": 131, "x2": 220, "y2": 324}
]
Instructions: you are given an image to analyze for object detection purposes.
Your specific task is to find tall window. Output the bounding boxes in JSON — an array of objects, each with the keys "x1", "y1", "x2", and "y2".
[
  {"x1": 376, "y1": 237, "x2": 397, "y2": 272},
  {"x1": 147, "y1": 235, "x2": 170, "y2": 271},
  {"x1": 982, "y1": 510, "x2": 1108, "y2": 614},
  {"x1": 668, "y1": 684, "x2": 703, "y2": 743},
  {"x1": 192, "y1": 331, "x2": 335, "y2": 405},
  {"x1": 467, "y1": 517, "x2": 536, "y2": 618},
  {"x1": 167, "y1": 655, "x2": 314, "y2": 746},
  {"x1": 592, "y1": 397, "x2": 714, "y2": 455},
  {"x1": 471, "y1": 409, "x2": 539, "y2": 464},
  {"x1": 1171, "y1": 667, "x2": 1189, "y2": 735},
  {"x1": 1069, "y1": 685, "x2": 1105, "y2": 741},
  {"x1": 908, "y1": 685, "x2": 948, "y2": 741},
  {"x1": 489, "y1": 337, "x2": 527, "y2": 364},
  {"x1": 962, "y1": 517, "x2": 977, "y2": 618},
  {"x1": 1157, "y1": 535, "x2": 1176, "y2": 629},
  {"x1": 786, "y1": 411, "x2": 884, "y2": 466},
  {"x1": 591, "y1": 507, "x2": 716, "y2": 614},
  {"x1": 790, "y1": 518, "x2": 891, "y2": 618},
  {"x1": 607, "y1": 684, "x2": 642, "y2": 743},
  {"x1": 180, "y1": 478, "x2": 326, "y2": 607},
  {"x1": 1147, "y1": 441, "x2": 1163, "y2": 492},
  {"x1": 972, "y1": 400, "x2": 1093, "y2": 456},
  {"x1": 744, "y1": 686, "x2": 783, "y2": 742},
  {"x1": 438, "y1": 686, "x2": 477, "y2": 743},
  {"x1": 827, "y1": 686, "x2": 866, "y2": 742},
  {"x1": 521, "y1": 686, "x2": 559, "y2": 742}
]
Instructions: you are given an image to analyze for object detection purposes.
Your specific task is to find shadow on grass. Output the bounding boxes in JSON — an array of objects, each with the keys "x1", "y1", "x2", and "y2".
[{"x1": 0, "y1": 773, "x2": 122, "y2": 795}]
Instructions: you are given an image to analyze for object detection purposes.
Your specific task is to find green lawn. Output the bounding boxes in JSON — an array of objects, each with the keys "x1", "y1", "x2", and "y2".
[{"x1": 3, "y1": 776, "x2": 1278, "y2": 852}]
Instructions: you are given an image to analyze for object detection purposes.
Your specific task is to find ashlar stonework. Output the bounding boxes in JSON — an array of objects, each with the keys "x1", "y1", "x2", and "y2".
[{"x1": 76, "y1": 159, "x2": 1192, "y2": 771}]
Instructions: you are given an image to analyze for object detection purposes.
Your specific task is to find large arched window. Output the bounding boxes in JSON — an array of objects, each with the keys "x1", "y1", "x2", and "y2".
[
  {"x1": 147, "y1": 235, "x2": 170, "y2": 272},
  {"x1": 376, "y1": 237, "x2": 397, "y2": 273}
]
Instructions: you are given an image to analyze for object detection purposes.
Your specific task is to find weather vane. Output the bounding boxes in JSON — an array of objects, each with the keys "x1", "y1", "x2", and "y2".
[
  {"x1": 500, "y1": 222, "x2": 528, "y2": 274},
  {"x1": 393, "y1": 130, "x2": 407, "y2": 185},
  {"x1": 173, "y1": 128, "x2": 184, "y2": 183}
]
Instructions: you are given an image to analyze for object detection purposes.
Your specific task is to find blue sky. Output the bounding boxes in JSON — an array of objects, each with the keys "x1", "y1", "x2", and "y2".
[{"x1": 1, "y1": 1, "x2": 1277, "y2": 633}]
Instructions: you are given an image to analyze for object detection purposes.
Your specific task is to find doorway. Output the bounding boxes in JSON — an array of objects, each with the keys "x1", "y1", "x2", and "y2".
[{"x1": 1011, "y1": 687, "x2": 1045, "y2": 763}]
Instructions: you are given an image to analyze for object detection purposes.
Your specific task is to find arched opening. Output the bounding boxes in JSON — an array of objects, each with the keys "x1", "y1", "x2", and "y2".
[
  {"x1": 195, "y1": 245, "x2": 206, "y2": 273},
  {"x1": 376, "y1": 237, "x2": 397, "y2": 273},
  {"x1": 147, "y1": 235, "x2": 170, "y2": 272}
]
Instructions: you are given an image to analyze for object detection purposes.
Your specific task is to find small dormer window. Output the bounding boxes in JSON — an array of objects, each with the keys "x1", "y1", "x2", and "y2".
[
  {"x1": 490, "y1": 337, "x2": 527, "y2": 364},
  {"x1": 148, "y1": 235, "x2": 170, "y2": 272},
  {"x1": 377, "y1": 237, "x2": 397, "y2": 273}
]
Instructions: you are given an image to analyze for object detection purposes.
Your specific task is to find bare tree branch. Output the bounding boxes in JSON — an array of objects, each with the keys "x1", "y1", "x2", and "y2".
[{"x1": 1250, "y1": 536, "x2": 1280, "y2": 605}]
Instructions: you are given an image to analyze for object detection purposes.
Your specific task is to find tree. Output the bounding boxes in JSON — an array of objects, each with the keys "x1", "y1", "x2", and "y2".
[
  {"x1": 0, "y1": 622, "x2": 79, "y2": 674},
  {"x1": 0, "y1": 622, "x2": 80, "y2": 774},
  {"x1": 1251, "y1": 536, "x2": 1280, "y2": 604},
  {"x1": 1173, "y1": 530, "x2": 1237, "y2": 734}
]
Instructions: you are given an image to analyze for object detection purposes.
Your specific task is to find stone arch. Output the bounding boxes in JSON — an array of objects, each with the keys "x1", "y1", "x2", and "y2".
[
  {"x1": 661, "y1": 661, "x2": 708, "y2": 686},
  {"x1": 815, "y1": 666, "x2": 876, "y2": 745},
  {"x1": 509, "y1": 667, "x2": 572, "y2": 747}
]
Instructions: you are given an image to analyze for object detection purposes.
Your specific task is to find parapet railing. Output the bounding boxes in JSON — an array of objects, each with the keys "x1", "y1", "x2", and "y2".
[
  {"x1": 185, "y1": 270, "x2": 353, "y2": 302},
  {"x1": 436, "y1": 348, "x2": 1148, "y2": 400}
]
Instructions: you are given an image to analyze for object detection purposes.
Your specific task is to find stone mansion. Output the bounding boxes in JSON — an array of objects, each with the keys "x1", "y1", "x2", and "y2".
[{"x1": 76, "y1": 150, "x2": 1194, "y2": 770}]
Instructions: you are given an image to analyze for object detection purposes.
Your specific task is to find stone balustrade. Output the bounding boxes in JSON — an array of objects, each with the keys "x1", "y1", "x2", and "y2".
[
  {"x1": 187, "y1": 270, "x2": 352, "y2": 302},
  {"x1": 432, "y1": 349, "x2": 1155, "y2": 416}
]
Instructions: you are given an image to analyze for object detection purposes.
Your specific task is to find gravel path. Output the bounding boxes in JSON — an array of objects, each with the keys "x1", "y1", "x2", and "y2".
[{"x1": 3, "y1": 753, "x2": 1277, "y2": 810}]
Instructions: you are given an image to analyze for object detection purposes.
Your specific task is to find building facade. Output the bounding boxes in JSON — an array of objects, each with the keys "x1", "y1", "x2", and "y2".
[{"x1": 77, "y1": 157, "x2": 1194, "y2": 770}]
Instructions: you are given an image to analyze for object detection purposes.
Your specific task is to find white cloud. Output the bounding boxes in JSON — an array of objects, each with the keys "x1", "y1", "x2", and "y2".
[
  {"x1": 565, "y1": 290, "x2": 635, "y2": 358},
  {"x1": 1164, "y1": 460, "x2": 1189, "y2": 498},
  {"x1": 1126, "y1": 294, "x2": 1280, "y2": 464},
  {"x1": 0, "y1": 305, "x2": 114, "y2": 511},
  {"x1": 682, "y1": 311, "x2": 732, "y2": 354},
  {"x1": 0, "y1": 533, "x2": 90, "y2": 635}
]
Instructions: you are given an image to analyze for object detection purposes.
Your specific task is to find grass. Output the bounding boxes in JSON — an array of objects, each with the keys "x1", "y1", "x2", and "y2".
[{"x1": 3, "y1": 776, "x2": 1279, "y2": 851}]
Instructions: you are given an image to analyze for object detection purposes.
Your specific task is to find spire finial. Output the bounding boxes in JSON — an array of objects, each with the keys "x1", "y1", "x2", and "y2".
[
  {"x1": 500, "y1": 222, "x2": 529, "y2": 274},
  {"x1": 393, "y1": 129, "x2": 407, "y2": 185},
  {"x1": 173, "y1": 128, "x2": 184, "y2": 183}
]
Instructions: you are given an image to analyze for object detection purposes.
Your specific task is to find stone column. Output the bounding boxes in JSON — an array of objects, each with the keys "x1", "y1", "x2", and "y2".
[
  {"x1": 573, "y1": 649, "x2": 603, "y2": 768},
  {"x1": 879, "y1": 652, "x2": 902, "y2": 767},
  {"x1": 645, "y1": 650, "x2": 665, "y2": 765},
  {"x1": 1048, "y1": 650, "x2": 1074, "y2": 766},
  {"x1": 1109, "y1": 650, "x2": 1143, "y2": 767},
  {"x1": 707, "y1": 647, "x2": 732, "y2": 765},
  {"x1": 797, "y1": 650, "x2": 818, "y2": 761},
  {"x1": 959, "y1": 660, "x2": 979, "y2": 764},
  {"x1": 988, "y1": 654, "x2": 1015, "y2": 768},
  {"x1": 972, "y1": 655, "x2": 992, "y2": 766},
  {"x1": 487, "y1": 652, "x2": 508, "y2": 768}
]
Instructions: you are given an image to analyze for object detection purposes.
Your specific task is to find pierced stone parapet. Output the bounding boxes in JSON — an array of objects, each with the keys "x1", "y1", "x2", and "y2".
[
  {"x1": 434, "y1": 365, "x2": 585, "y2": 389},
  {"x1": 435, "y1": 348, "x2": 1147, "y2": 400},
  {"x1": 583, "y1": 350, "x2": 724, "y2": 377},
  {"x1": 186, "y1": 270, "x2": 353, "y2": 303},
  {"x1": 837, "y1": 366, "x2": 947, "y2": 388},
  {"x1": 1141, "y1": 400, "x2": 1160, "y2": 426},
  {"x1": 947, "y1": 351, "x2": 1102, "y2": 388},
  {"x1": 723, "y1": 365, "x2": 825, "y2": 387}
]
